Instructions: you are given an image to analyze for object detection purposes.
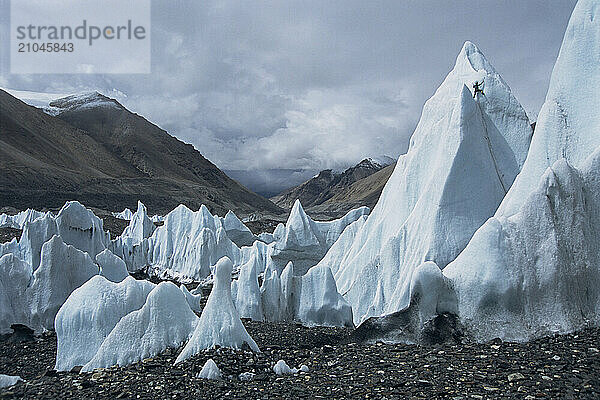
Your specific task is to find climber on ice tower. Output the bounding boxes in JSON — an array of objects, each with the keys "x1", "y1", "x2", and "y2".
[{"x1": 473, "y1": 80, "x2": 484, "y2": 98}]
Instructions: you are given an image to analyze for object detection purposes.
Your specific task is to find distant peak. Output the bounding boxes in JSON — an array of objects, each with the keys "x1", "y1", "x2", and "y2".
[
  {"x1": 355, "y1": 159, "x2": 381, "y2": 170},
  {"x1": 49, "y1": 91, "x2": 122, "y2": 112},
  {"x1": 363, "y1": 155, "x2": 395, "y2": 168}
]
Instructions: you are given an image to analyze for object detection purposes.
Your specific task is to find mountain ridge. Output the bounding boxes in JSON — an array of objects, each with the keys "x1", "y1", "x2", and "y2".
[
  {"x1": 270, "y1": 157, "x2": 395, "y2": 217},
  {"x1": 0, "y1": 89, "x2": 282, "y2": 217}
]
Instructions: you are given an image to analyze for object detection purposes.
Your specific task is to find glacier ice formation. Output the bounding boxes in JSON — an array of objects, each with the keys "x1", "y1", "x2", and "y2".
[
  {"x1": 442, "y1": 0, "x2": 600, "y2": 341},
  {"x1": 175, "y1": 257, "x2": 259, "y2": 363},
  {"x1": 317, "y1": 41, "x2": 533, "y2": 325}
]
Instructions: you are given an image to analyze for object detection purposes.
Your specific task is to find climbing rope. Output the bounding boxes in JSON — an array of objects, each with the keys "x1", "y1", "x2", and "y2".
[{"x1": 475, "y1": 95, "x2": 508, "y2": 194}]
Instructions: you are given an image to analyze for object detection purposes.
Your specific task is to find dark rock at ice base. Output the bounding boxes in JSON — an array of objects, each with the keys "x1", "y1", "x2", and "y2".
[
  {"x1": 70, "y1": 365, "x2": 83, "y2": 374},
  {"x1": 350, "y1": 306, "x2": 462, "y2": 345},
  {"x1": 420, "y1": 313, "x2": 462, "y2": 345},
  {"x1": 1, "y1": 324, "x2": 36, "y2": 343},
  {"x1": 129, "y1": 267, "x2": 153, "y2": 282}
]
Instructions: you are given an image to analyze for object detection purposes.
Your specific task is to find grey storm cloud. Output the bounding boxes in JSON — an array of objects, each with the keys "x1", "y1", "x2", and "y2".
[{"x1": 0, "y1": 0, "x2": 577, "y2": 172}]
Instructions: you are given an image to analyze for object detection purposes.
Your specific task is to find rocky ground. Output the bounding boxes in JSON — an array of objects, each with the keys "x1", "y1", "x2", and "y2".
[
  {"x1": 243, "y1": 218, "x2": 283, "y2": 235},
  {"x1": 1, "y1": 323, "x2": 599, "y2": 399},
  {"x1": 0, "y1": 228, "x2": 21, "y2": 243},
  {"x1": 97, "y1": 214, "x2": 130, "y2": 237}
]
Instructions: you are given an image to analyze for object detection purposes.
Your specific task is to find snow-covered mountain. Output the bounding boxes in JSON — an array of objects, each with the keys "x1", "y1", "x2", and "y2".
[
  {"x1": 48, "y1": 91, "x2": 123, "y2": 113},
  {"x1": 366, "y1": 155, "x2": 396, "y2": 169},
  {"x1": 1, "y1": 89, "x2": 70, "y2": 114},
  {"x1": 316, "y1": 41, "x2": 533, "y2": 325}
]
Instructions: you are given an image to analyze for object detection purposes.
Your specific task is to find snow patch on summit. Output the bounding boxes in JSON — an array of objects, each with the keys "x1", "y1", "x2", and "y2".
[
  {"x1": 1, "y1": 88, "x2": 125, "y2": 115},
  {"x1": 49, "y1": 92, "x2": 123, "y2": 113}
]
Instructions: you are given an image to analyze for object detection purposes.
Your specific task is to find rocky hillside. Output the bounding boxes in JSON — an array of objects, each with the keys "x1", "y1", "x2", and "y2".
[
  {"x1": 0, "y1": 90, "x2": 281, "y2": 216},
  {"x1": 271, "y1": 158, "x2": 395, "y2": 218},
  {"x1": 307, "y1": 162, "x2": 395, "y2": 218}
]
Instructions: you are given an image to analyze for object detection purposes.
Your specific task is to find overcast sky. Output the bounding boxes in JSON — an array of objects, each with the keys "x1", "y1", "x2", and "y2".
[{"x1": 0, "y1": 0, "x2": 578, "y2": 173}]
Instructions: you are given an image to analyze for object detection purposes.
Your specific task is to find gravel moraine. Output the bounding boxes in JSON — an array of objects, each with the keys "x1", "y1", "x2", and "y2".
[
  {"x1": 1, "y1": 323, "x2": 599, "y2": 399},
  {"x1": 0, "y1": 228, "x2": 21, "y2": 243}
]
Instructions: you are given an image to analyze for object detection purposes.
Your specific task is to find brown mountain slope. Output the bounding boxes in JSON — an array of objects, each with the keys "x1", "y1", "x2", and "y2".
[
  {"x1": 271, "y1": 158, "x2": 390, "y2": 211},
  {"x1": 308, "y1": 162, "x2": 396, "y2": 218},
  {"x1": 0, "y1": 90, "x2": 281, "y2": 216},
  {"x1": 270, "y1": 169, "x2": 337, "y2": 210}
]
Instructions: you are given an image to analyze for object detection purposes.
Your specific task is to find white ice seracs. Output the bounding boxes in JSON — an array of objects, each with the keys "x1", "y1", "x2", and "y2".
[
  {"x1": 271, "y1": 201, "x2": 369, "y2": 275},
  {"x1": 150, "y1": 214, "x2": 164, "y2": 223},
  {"x1": 0, "y1": 238, "x2": 19, "y2": 260},
  {"x1": 175, "y1": 257, "x2": 259, "y2": 364},
  {"x1": 197, "y1": 359, "x2": 222, "y2": 380},
  {"x1": 273, "y1": 359, "x2": 295, "y2": 375},
  {"x1": 260, "y1": 265, "x2": 285, "y2": 322},
  {"x1": 145, "y1": 205, "x2": 241, "y2": 281},
  {"x1": 55, "y1": 276, "x2": 155, "y2": 371},
  {"x1": 319, "y1": 41, "x2": 532, "y2": 325},
  {"x1": 315, "y1": 215, "x2": 368, "y2": 276},
  {"x1": 56, "y1": 276, "x2": 198, "y2": 371},
  {"x1": 293, "y1": 265, "x2": 353, "y2": 327},
  {"x1": 234, "y1": 256, "x2": 264, "y2": 321},
  {"x1": 180, "y1": 284, "x2": 203, "y2": 313},
  {"x1": 96, "y1": 249, "x2": 129, "y2": 283},
  {"x1": 27, "y1": 235, "x2": 100, "y2": 332},
  {"x1": 257, "y1": 232, "x2": 275, "y2": 244},
  {"x1": 0, "y1": 374, "x2": 23, "y2": 389},
  {"x1": 53, "y1": 201, "x2": 110, "y2": 260},
  {"x1": 109, "y1": 201, "x2": 155, "y2": 272},
  {"x1": 82, "y1": 282, "x2": 198, "y2": 371},
  {"x1": 497, "y1": 0, "x2": 600, "y2": 218},
  {"x1": 2, "y1": 200, "x2": 353, "y2": 337},
  {"x1": 1, "y1": 230, "x2": 104, "y2": 334},
  {"x1": 113, "y1": 208, "x2": 134, "y2": 221},
  {"x1": 0, "y1": 209, "x2": 45, "y2": 229},
  {"x1": 19, "y1": 212, "x2": 59, "y2": 271},
  {"x1": 120, "y1": 201, "x2": 155, "y2": 244},
  {"x1": 236, "y1": 260, "x2": 353, "y2": 327},
  {"x1": 221, "y1": 210, "x2": 256, "y2": 247},
  {"x1": 272, "y1": 360, "x2": 308, "y2": 375},
  {"x1": 442, "y1": 0, "x2": 600, "y2": 341},
  {"x1": 444, "y1": 153, "x2": 600, "y2": 341},
  {"x1": 19, "y1": 202, "x2": 109, "y2": 271},
  {"x1": 0, "y1": 254, "x2": 32, "y2": 334},
  {"x1": 0, "y1": 201, "x2": 129, "y2": 334},
  {"x1": 107, "y1": 199, "x2": 363, "y2": 308}
]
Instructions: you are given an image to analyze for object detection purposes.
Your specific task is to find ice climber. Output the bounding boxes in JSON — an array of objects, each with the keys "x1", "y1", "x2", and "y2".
[{"x1": 473, "y1": 80, "x2": 484, "y2": 98}]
